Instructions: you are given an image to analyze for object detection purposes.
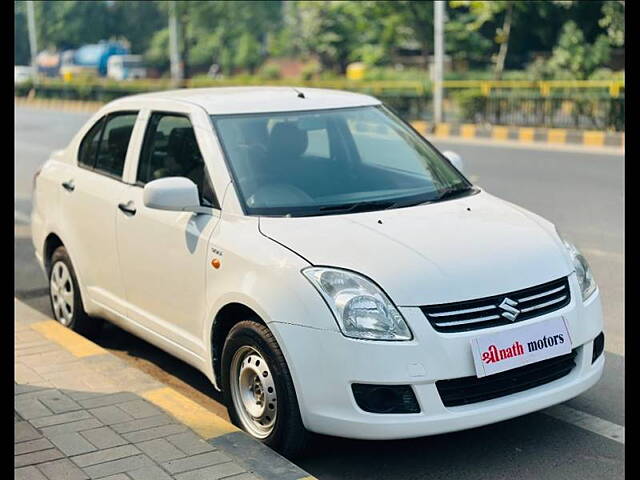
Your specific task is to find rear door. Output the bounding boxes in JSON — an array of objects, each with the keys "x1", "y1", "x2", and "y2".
[
  {"x1": 115, "y1": 109, "x2": 221, "y2": 358},
  {"x1": 58, "y1": 111, "x2": 140, "y2": 317}
]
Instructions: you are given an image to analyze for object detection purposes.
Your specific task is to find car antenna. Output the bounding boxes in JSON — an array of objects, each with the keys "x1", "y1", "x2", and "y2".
[{"x1": 292, "y1": 87, "x2": 305, "y2": 99}]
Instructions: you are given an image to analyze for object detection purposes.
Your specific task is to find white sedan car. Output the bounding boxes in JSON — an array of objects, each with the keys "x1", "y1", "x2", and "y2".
[{"x1": 31, "y1": 87, "x2": 604, "y2": 456}]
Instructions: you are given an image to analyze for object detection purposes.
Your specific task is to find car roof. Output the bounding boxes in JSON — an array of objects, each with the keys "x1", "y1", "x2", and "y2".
[{"x1": 111, "y1": 86, "x2": 381, "y2": 115}]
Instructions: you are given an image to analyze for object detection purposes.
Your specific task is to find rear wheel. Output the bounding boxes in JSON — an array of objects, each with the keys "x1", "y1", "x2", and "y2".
[
  {"x1": 221, "y1": 320, "x2": 309, "y2": 457},
  {"x1": 48, "y1": 246, "x2": 102, "y2": 338}
]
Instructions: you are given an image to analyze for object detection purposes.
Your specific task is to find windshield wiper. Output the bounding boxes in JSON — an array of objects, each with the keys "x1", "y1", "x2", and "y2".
[
  {"x1": 318, "y1": 199, "x2": 397, "y2": 214},
  {"x1": 437, "y1": 184, "x2": 475, "y2": 202}
]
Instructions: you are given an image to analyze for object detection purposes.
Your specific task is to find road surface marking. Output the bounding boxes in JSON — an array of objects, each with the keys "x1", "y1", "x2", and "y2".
[
  {"x1": 142, "y1": 387, "x2": 239, "y2": 439},
  {"x1": 544, "y1": 404, "x2": 624, "y2": 444}
]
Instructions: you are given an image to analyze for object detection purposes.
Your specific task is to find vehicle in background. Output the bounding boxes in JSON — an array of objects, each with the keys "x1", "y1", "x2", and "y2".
[
  {"x1": 35, "y1": 50, "x2": 61, "y2": 77},
  {"x1": 107, "y1": 55, "x2": 147, "y2": 81},
  {"x1": 14, "y1": 66, "x2": 35, "y2": 85},
  {"x1": 72, "y1": 41, "x2": 129, "y2": 77}
]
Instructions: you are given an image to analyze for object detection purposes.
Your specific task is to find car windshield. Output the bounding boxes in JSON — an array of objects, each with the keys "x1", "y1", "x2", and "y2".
[{"x1": 212, "y1": 105, "x2": 475, "y2": 217}]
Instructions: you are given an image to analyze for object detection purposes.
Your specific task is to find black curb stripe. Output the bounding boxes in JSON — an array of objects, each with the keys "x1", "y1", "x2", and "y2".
[{"x1": 208, "y1": 431, "x2": 312, "y2": 480}]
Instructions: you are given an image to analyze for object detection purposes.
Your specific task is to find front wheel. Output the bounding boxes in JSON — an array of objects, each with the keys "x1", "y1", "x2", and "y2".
[{"x1": 221, "y1": 320, "x2": 309, "y2": 457}]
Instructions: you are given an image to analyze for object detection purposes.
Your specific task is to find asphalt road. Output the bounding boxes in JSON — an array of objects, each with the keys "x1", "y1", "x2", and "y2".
[{"x1": 15, "y1": 106, "x2": 624, "y2": 479}]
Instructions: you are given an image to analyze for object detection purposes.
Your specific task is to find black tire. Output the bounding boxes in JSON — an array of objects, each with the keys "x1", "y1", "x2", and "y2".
[
  {"x1": 221, "y1": 320, "x2": 309, "y2": 458},
  {"x1": 48, "y1": 246, "x2": 103, "y2": 339}
]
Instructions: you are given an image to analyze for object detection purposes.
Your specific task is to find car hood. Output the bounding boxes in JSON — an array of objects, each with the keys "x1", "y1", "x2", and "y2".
[{"x1": 259, "y1": 190, "x2": 573, "y2": 306}]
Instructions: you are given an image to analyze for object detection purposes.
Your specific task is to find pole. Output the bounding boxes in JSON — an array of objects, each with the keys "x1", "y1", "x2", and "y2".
[
  {"x1": 433, "y1": 0, "x2": 444, "y2": 126},
  {"x1": 169, "y1": 0, "x2": 183, "y2": 86},
  {"x1": 26, "y1": 0, "x2": 38, "y2": 85}
]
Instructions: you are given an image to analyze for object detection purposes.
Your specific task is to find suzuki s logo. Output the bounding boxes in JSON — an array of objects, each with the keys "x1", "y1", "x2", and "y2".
[{"x1": 498, "y1": 297, "x2": 520, "y2": 321}]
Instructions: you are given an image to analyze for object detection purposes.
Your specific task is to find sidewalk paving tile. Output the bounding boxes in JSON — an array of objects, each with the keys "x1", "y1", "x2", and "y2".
[
  {"x1": 116, "y1": 400, "x2": 163, "y2": 419},
  {"x1": 71, "y1": 445, "x2": 142, "y2": 468},
  {"x1": 16, "y1": 421, "x2": 43, "y2": 442},
  {"x1": 15, "y1": 466, "x2": 48, "y2": 480},
  {"x1": 14, "y1": 398, "x2": 53, "y2": 420},
  {"x1": 81, "y1": 454, "x2": 156, "y2": 479},
  {"x1": 173, "y1": 462, "x2": 245, "y2": 480},
  {"x1": 37, "y1": 458, "x2": 89, "y2": 480},
  {"x1": 135, "y1": 438, "x2": 186, "y2": 462},
  {"x1": 128, "y1": 465, "x2": 174, "y2": 480},
  {"x1": 162, "y1": 451, "x2": 232, "y2": 474},
  {"x1": 48, "y1": 432, "x2": 98, "y2": 456},
  {"x1": 88, "y1": 405, "x2": 136, "y2": 425},
  {"x1": 15, "y1": 448, "x2": 65, "y2": 468},
  {"x1": 80, "y1": 426, "x2": 128, "y2": 449},
  {"x1": 165, "y1": 432, "x2": 215, "y2": 456},
  {"x1": 14, "y1": 438, "x2": 54, "y2": 456},
  {"x1": 39, "y1": 418, "x2": 103, "y2": 437},
  {"x1": 122, "y1": 424, "x2": 189, "y2": 443},
  {"x1": 111, "y1": 414, "x2": 175, "y2": 434},
  {"x1": 31, "y1": 410, "x2": 93, "y2": 428}
]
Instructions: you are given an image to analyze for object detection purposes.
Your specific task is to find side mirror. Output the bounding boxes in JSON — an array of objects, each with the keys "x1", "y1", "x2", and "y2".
[
  {"x1": 143, "y1": 177, "x2": 207, "y2": 213},
  {"x1": 443, "y1": 150, "x2": 465, "y2": 175}
]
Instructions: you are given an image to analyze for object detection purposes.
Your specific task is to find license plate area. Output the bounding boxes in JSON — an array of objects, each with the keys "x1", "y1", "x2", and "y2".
[{"x1": 470, "y1": 317, "x2": 572, "y2": 378}]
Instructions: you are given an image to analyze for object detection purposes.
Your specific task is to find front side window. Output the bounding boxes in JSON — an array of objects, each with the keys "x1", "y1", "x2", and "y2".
[
  {"x1": 137, "y1": 113, "x2": 218, "y2": 208},
  {"x1": 212, "y1": 105, "x2": 475, "y2": 217}
]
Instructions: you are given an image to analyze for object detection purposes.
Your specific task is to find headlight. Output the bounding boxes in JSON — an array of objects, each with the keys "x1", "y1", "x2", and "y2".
[
  {"x1": 558, "y1": 233, "x2": 597, "y2": 301},
  {"x1": 302, "y1": 267, "x2": 412, "y2": 341}
]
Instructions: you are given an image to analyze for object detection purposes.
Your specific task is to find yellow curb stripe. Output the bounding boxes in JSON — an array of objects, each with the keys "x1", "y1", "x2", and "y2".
[
  {"x1": 297, "y1": 477, "x2": 319, "y2": 480},
  {"x1": 492, "y1": 126, "x2": 509, "y2": 141},
  {"x1": 547, "y1": 128, "x2": 567, "y2": 144},
  {"x1": 518, "y1": 128, "x2": 535, "y2": 142},
  {"x1": 583, "y1": 130, "x2": 605, "y2": 147},
  {"x1": 31, "y1": 320, "x2": 106, "y2": 358},
  {"x1": 460, "y1": 124, "x2": 476, "y2": 138},
  {"x1": 434, "y1": 123, "x2": 450, "y2": 137},
  {"x1": 410, "y1": 120, "x2": 428, "y2": 135},
  {"x1": 142, "y1": 387, "x2": 239, "y2": 439}
]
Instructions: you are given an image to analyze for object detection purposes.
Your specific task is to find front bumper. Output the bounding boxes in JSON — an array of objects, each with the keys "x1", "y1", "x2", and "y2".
[{"x1": 270, "y1": 274, "x2": 604, "y2": 440}]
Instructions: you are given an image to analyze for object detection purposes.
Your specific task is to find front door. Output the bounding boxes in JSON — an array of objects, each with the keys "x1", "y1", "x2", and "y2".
[{"x1": 115, "y1": 112, "x2": 220, "y2": 358}]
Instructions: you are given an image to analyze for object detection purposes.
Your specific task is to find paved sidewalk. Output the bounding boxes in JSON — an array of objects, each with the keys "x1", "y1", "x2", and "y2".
[{"x1": 15, "y1": 299, "x2": 313, "y2": 480}]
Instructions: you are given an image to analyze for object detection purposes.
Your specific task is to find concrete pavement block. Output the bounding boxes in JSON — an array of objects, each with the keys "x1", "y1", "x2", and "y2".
[
  {"x1": 36, "y1": 458, "x2": 89, "y2": 480},
  {"x1": 128, "y1": 465, "x2": 174, "y2": 480},
  {"x1": 39, "y1": 392, "x2": 82, "y2": 414},
  {"x1": 48, "y1": 432, "x2": 97, "y2": 456},
  {"x1": 81, "y1": 426, "x2": 128, "y2": 449},
  {"x1": 71, "y1": 445, "x2": 142, "y2": 468},
  {"x1": 16, "y1": 421, "x2": 43, "y2": 443},
  {"x1": 81, "y1": 454, "x2": 156, "y2": 479},
  {"x1": 15, "y1": 466, "x2": 48, "y2": 480},
  {"x1": 116, "y1": 400, "x2": 163, "y2": 419},
  {"x1": 166, "y1": 431, "x2": 215, "y2": 455},
  {"x1": 89, "y1": 405, "x2": 135, "y2": 425},
  {"x1": 78, "y1": 393, "x2": 140, "y2": 409},
  {"x1": 31, "y1": 410, "x2": 93, "y2": 428},
  {"x1": 14, "y1": 438, "x2": 54, "y2": 456},
  {"x1": 173, "y1": 462, "x2": 245, "y2": 480},
  {"x1": 135, "y1": 438, "x2": 186, "y2": 462},
  {"x1": 162, "y1": 451, "x2": 232, "y2": 474},
  {"x1": 122, "y1": 424, "x2": 189, "y2": 443},
  {"x1": 40, "y1": 419, "x2": 103, "y2": 437},
  {"x1": 15, "y1": 449, "x2": 65, "y2": 468},
  {"x1": 112, "y1": 415, "x2": 175, "y2": 434},
  {"x1": 14, "y1": 399, "x2": 53, "y2": 420}
]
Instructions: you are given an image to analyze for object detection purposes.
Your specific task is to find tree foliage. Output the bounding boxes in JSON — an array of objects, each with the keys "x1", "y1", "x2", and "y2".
[{"x1": 14, "y1": 0, "x2": 624, "y2": 79}]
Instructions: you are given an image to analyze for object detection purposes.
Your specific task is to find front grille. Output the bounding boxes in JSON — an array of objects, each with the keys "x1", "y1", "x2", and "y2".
[
  {"x1": 421, "y1": 277, "x2": 570, "y2": 333},
  {"x1": 436, "y1": 349, "x2": 577, "y2": 407}
]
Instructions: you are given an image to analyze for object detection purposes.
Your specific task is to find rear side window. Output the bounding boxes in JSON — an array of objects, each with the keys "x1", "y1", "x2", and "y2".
[
  {"x1": 94, "y1": 112, "x2": 138, "y2": 179},
  {"x1": 78, "y1": 117, "x2": 105, "y2": 168},
  {"x1": 137, "y1": 112, "x2": 218, "y2": 208}
]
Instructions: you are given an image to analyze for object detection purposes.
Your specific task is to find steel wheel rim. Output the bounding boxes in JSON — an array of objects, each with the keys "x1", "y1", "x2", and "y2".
[
  {"x1": 50, "y1": 261, "x2": 74, "y2": 326},
  {"x1": 230, "y1": 346, "x2": 278, "y2": 439}
]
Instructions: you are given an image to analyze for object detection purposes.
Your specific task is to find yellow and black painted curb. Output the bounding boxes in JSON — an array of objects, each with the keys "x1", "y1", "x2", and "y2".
[
  {"x1": 25, "y1": 315, "x2": 315, "y2": 480},
  {"x1": 15, "y1": 96, "x2": 623, "y2": 149},
  {"x1": 410, "y1": 121, "x2": 624, "y2": 149}
]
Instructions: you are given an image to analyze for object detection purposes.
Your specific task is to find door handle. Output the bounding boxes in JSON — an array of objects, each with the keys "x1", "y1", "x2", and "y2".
[
  {"x1": 118, "y1": 202, "x2": 137, "y2": 216},
  {"x1": 61, "y1": 180, "x2": 75, "y2": 192}
]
